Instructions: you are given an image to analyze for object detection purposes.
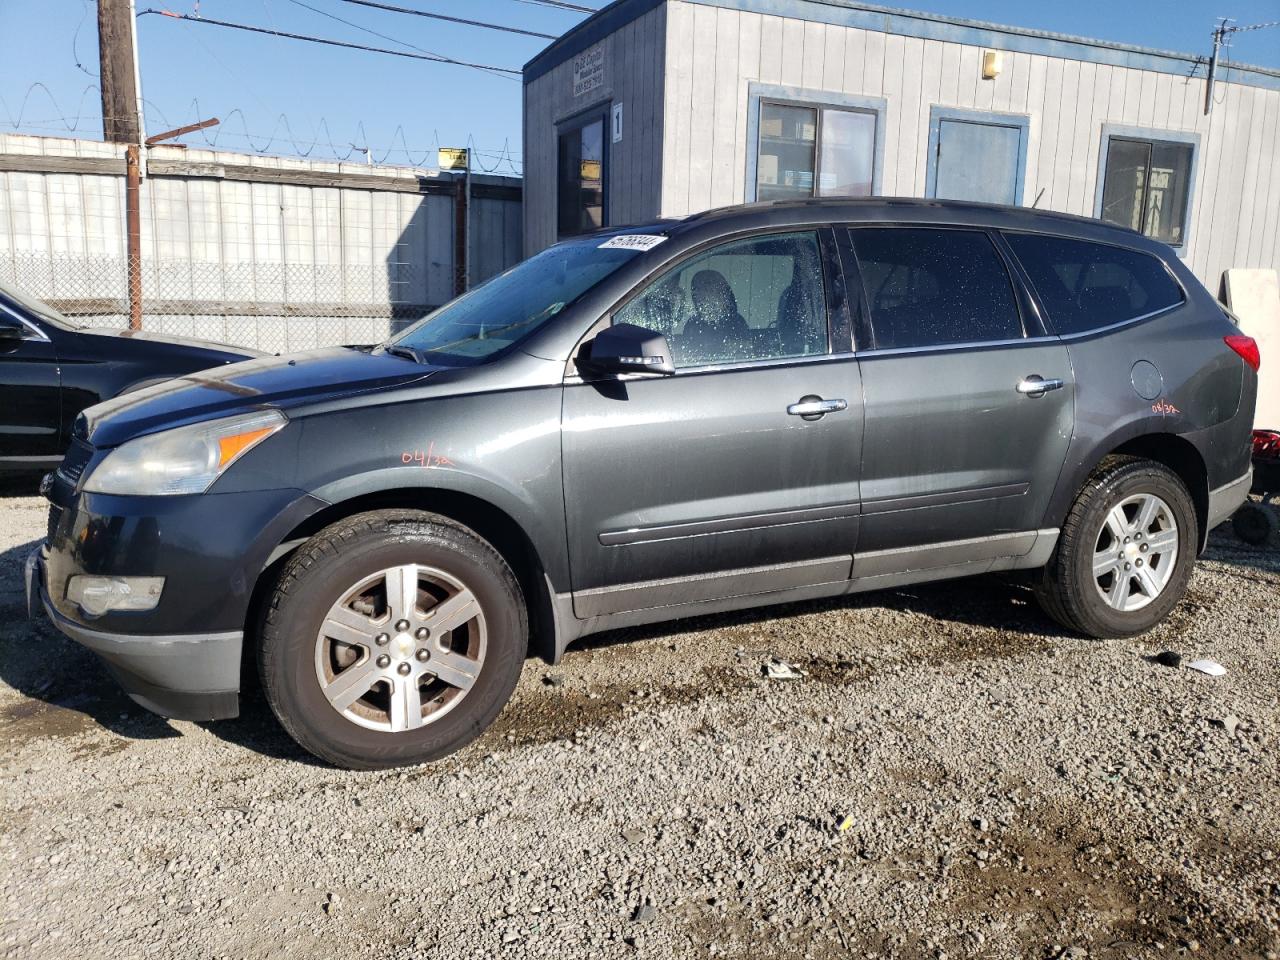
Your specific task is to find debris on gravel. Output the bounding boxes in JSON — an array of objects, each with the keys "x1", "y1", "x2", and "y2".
[{"x1": 2, "y1": 492, "x2": 1278, "y2": 959}]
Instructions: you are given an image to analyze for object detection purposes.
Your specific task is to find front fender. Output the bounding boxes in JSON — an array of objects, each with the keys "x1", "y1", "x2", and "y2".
[{"x1": 307, "y1": 465, "x2": 571, "y2": 587}]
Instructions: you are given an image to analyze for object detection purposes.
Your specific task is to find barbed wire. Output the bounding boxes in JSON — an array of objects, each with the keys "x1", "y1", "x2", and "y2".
[{"x1": 0, "y1": 83, "x2": 522, "y2": 172}]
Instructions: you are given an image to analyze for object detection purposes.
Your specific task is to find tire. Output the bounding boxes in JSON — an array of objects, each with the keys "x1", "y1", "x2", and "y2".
[
  {"x1": 259, "y1": 509, "x2": 527, "y2": 769},
  {"x1": 1035, "y1": 456, "x2": 1197, "y2": 638}
]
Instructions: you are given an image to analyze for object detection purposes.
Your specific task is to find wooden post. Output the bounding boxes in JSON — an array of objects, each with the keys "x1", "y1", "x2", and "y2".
[
  {"x1": 454, "y1": 175, "x2": 469, "y2": 297},
  {"x1": 97, "y1": 0, "x2": 142, "y2": 144},
  {"x1": 125, "y1": 144, "x2": 143, "y2": 330}
]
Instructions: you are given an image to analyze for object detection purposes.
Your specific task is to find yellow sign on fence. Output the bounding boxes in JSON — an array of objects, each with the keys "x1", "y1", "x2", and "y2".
[{"x1": 438, "y1": 147, "x2": 469, "y2": 171}]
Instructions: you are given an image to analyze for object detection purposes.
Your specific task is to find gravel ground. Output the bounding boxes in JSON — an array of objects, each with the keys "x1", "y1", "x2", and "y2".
[{"x1": 1, "y1": 486, "x2": 1278, "y2": 960}]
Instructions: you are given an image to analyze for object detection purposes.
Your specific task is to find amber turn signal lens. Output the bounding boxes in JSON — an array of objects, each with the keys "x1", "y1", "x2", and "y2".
[{"x1": 217, "y1": 426, "x2": 278, "y2": 468}]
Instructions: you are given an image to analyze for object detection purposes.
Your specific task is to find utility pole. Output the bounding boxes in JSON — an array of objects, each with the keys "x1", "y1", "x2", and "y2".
[
  {"x1": 99, "y1": 0, "x2": 148, "y2": 328},
  {"x1": 97, "y1": 0, "x2": 143, "y2": 144}
]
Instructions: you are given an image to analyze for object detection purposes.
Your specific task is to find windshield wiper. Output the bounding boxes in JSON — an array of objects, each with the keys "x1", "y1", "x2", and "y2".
[{"x1": 383, "y1": 344, "x2": 426, "y2": 364}]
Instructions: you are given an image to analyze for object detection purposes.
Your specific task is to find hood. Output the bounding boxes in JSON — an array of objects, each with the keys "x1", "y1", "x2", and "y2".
[
  {"x1": 81, "y1": 326, "x2": 266, "y2": 358},
  {"x1": 80, "y1": 346, "x2": 439, "y2": 448}
]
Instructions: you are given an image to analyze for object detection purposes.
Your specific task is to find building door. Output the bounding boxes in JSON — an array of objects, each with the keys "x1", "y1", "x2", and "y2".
[
  {"x1": 931, "y1": 116, "x2": 1025, "y2": 206},
  {"x1": 557, "y1": 111, "x2": 607, "y2": 239}
]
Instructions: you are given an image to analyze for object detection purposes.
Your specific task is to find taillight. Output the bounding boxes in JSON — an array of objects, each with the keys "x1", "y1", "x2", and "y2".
[{"x1": 1225, "y1": 334, "x2": 1260, "y2": 372}]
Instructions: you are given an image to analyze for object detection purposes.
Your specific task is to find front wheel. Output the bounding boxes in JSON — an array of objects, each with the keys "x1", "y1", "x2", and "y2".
[
  {"x1": 259, "y1": 509, "x2": 527, "y2": 769},
  {"x1": 1035, "y1": 457, "x2": 1197, "y2": 638}
]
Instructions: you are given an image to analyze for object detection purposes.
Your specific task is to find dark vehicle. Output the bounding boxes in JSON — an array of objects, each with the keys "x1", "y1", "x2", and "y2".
[
  {"x1": 0, "y1": 281, "x2": 258, "y2": 472},
  {"x1": 27, "y1": 199, "x2": 1257, "y2": 769}
]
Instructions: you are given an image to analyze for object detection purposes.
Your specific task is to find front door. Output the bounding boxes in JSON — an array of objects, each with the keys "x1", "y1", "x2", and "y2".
[
  {"x1": 0, "y1": 307, "x2": 62, "y2": 463},
  {"x1": 932, "y1": 116, "x2": 1024, "y2": 205},
  {"x1": 845, "y1": 226, "x2": 1074, "y2": 560},
  {"x1": 561, "y1": 230, "x2": 863, "y2": 617}
]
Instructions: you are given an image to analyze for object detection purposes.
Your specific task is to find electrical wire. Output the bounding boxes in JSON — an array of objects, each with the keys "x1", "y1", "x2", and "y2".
[
  {"x1": 500, "y1": 0, "x2": 600, "y2": 14},
  {"x1": 282, "y1": 0, "x2": 533, "y2": 78},
  {"x1": 334, "y1": 0, "x2": 557, "y2": 40},
  {"x1": 137, "y1": 9, "x2": 522, "y2": 77}
]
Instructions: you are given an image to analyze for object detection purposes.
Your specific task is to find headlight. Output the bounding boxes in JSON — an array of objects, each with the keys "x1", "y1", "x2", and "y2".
[{"x1": 83, "y1": 409, "x2": 287, "y2": 496}]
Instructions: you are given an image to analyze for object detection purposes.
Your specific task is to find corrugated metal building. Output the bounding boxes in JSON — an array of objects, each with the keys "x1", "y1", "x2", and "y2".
[{"x1": 522, "y1": 0, "x2": 1280, "y2": 294}]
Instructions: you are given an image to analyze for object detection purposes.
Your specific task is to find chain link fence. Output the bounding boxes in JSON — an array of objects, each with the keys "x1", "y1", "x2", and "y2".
[
  {"x1": 1, "y1": 253, "x2": 432, "y2": 354},
  {"x1": 0, "y1": 135, "x2": 523, "y2": 355}
]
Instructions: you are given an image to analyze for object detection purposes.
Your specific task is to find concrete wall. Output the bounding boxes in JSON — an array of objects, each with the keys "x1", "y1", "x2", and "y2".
[
  {"x1": 0, "y1": 134, "x2": 522, "y2": 353},
  {"x1": 523, "y1": 3, "x2": 667, "y2": 254},
  {"x1": 657, "y1": 0, "x2": 1280, "y2": 290}
]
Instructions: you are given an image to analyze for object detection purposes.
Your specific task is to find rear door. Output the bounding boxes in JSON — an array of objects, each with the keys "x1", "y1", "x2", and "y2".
[
  {"x1": 844, "y1": 225, "x2": 1074, "y2": 563},
  {"x1": 561, "y1": 229, "x2": 863, "y2": 617},
  {"x1": 0, "y1": 303, "x2": 62, "y2": 463}
]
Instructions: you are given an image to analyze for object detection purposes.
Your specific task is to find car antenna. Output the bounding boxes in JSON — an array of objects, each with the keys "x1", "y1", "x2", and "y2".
[{"x1": 1031, "y1": 188, "x2": 1046, "y2": 209}]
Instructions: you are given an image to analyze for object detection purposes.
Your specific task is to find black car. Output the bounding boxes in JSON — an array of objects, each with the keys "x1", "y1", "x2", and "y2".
[
  {"x1": 27, "y1": 199, "x2": 1257, "y2": 769},
  {"x1": 0, "y1": 281, "x2": 259, "y2": 472}
]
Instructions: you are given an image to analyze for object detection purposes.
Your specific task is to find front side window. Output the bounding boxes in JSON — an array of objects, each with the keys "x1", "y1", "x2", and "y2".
[
  {"x1": 756, "y1": 102, "x2": 876, "y2": 201},
  {"x1": 1004, "y1": 232, "x2": 1184, "y2": 335},
  {"x1": 1099, "y1": 136, "x2": 1194, "y2": 247},
  {"x1": 390, "y1": 235, "x2": 650, "y2": 362},
  {"x1": 613, "y1": 232, "x2": 828, "y2": 368},
  {"x1": 849, "y1": 228, "x2": 1023, "y2": 351},
  {"x1": 558, "y1": 115, "x2": 606, "y2": 238}
]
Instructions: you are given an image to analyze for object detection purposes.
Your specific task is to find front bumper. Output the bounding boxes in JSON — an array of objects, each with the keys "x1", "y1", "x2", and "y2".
[
  {"x1": 28, "y1": 548, "x2": 242, "y2": 720},
  {"x1": 1207, "y1": 469, "x2": 1253, "y2": 533}
]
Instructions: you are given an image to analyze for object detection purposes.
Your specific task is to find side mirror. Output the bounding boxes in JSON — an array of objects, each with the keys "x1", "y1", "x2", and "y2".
[{"x1": 585, "y1": 322, "x2": 675, "y2": 377}]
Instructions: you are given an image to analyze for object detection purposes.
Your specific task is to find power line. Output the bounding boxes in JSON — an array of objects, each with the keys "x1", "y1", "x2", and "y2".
[
  {"x1": 501, "y1": 0, "x2": 600, "y2": 15},
  {"x1": 138, "y1": 9, "x2": 522, "y2": 77},
  {"x1": 282, "y1": 0, "x2": 522, "y2": 77},
  {"x1": 334, "y1": 0, "x2": 557, "y2": 40}
]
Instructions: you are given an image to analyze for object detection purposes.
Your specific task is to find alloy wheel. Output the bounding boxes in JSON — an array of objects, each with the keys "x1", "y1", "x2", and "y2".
[
  {"x1": 1091, "y1": 493, "x2": 1179, "y2": 613},
  {"x1": 314, "y1": 564, "x2": 487, "y2": 732}
]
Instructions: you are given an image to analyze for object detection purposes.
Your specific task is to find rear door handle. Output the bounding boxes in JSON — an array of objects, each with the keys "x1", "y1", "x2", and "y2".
[
  {"x1": 787, "y1": 396, "x2": 847, "y2": 420},
  {"x1": 1016, "y1": 376, "x2": 1064, "y2": 398}
]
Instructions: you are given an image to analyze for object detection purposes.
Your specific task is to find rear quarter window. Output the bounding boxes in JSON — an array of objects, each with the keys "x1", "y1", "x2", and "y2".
[{"x1": 1004, "y1": 232, "x2": 1184, "y2": 335}]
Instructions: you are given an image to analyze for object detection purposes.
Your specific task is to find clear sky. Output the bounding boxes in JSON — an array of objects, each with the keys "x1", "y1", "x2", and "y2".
[{"x1": 2, "y1": 0, "x2": 1278, "y2": 175}]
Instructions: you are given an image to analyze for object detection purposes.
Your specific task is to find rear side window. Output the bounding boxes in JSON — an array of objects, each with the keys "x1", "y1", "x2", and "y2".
[
  {"x1": 849, "y1": 228, "x2": 1023, "y2": 350},
  {"x1": 1004, "y1": 233, "x2": 1184, "y2": 335}
]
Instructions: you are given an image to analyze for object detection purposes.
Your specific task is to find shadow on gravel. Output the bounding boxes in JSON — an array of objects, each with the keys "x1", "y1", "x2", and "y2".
[
  {"x1": 1202, "y1": 523, "x2": 1280, "y2": 579},
  {"x1": 569, "y1": 571, "x2": 1061, "y2": 657},
  {"x1": 0, "y1": 472, "x2": 43, "y2": 499},
  {"x1": 196, "y1": 697, "x2": 328, "y2": 767}
]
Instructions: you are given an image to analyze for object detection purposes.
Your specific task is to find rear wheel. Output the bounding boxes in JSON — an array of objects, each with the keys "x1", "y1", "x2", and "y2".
[
  {"x1": 259, "y1": 509, "x2": 526, "y2": 769},
  {"x1": 1035, "y1": 457, "x2": 1197, "y2": 638}
]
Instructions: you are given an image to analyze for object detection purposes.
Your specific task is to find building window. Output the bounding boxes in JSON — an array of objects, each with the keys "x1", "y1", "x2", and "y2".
[
  {"x1": 925, "y1": 106, "x2": 1029, "y2": 207},
  {"x1": 557, "y1": 112, "x2": 606, "y2": 239},
  {"x1": 754, "y1": 100, "x2": 878, "y2": 201},
  {"x1": 1098, "y1": 133, "x2": 1196, "y2": 248}
]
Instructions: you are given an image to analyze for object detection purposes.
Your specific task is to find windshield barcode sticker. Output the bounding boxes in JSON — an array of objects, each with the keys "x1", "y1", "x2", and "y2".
[{"x1": 599, "y1": 234, "x2": 667, "y2": 251}]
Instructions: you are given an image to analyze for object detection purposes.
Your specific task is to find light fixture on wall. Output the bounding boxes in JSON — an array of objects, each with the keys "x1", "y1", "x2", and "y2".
[{"x1": 982, "y1": 50, "x2": 1003, "y2": 80}]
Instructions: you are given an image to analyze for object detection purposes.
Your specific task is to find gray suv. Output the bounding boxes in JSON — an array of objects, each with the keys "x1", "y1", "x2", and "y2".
[{"x1": 28, "y1": 199, "x2": 1258, "y2": 769}]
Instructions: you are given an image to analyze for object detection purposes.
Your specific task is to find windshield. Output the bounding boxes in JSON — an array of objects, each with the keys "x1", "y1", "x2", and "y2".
[
  {"x1": 0, "y1": 279, "x2": 85, "y2": 330},
  {"x1": 386, "y1": 235, "x2": 660, "y2": 362}
]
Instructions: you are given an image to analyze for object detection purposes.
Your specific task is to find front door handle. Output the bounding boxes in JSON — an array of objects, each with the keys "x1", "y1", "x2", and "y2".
[
  {"x1": 787, "y1": 396, "x2": 847, "y2": 420},
  {"x1": 1016, "y1": 375, "x2": 1064, "y2": 398}
]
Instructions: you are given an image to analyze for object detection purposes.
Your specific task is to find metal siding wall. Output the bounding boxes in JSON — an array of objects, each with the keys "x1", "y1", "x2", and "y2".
[
  {"x1": 522, "y1": 4, "x2": 669, "y2": 255},
  {"x1": 0, "y1": 134, "x2": 521, "y2": 351},
  {"x1": 652, "y1": 0, "x2": 1280, "y2": 288}
]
